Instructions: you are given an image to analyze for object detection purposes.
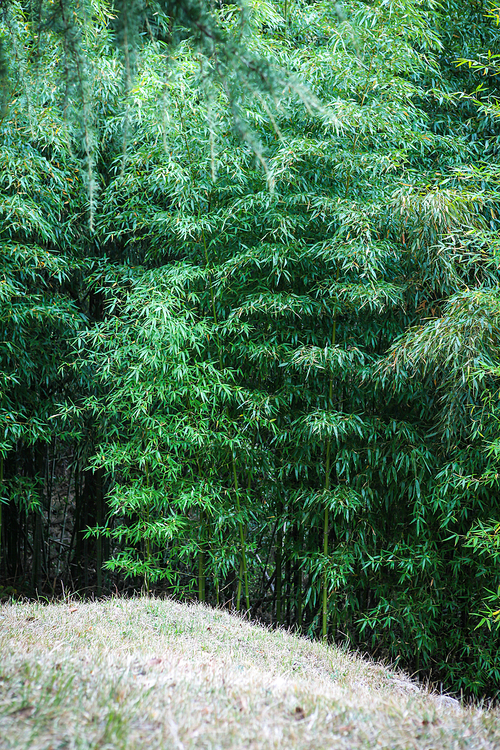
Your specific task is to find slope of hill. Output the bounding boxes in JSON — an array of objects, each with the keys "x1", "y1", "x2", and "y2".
[{"x1": 0, "y1": 597, "x2": 498, "y2": 749}]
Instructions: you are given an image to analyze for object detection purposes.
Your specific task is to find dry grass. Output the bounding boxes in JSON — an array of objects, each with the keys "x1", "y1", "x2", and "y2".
[{"x1": 0, "y1": 597, "x2": 498, "y2": 749}]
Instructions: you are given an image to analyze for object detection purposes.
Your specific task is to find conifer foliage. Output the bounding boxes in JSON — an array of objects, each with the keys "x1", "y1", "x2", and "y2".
[{"x1": 1, "y1": 0, "x2": 500, "y2": 697}]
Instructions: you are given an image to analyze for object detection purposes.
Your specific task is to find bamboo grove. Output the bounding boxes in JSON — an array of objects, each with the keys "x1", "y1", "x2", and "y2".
[{"x1": 1, "y1": 0, "x2": 500, "y2": 698}]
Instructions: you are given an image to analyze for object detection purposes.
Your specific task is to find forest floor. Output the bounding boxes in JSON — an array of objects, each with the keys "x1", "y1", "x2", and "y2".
[{"x1": 0, "y1": 597, "x2": 499, "y2": 749}]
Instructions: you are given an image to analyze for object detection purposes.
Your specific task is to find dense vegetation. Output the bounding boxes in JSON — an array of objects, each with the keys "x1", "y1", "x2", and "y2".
[{"x1": 1, "y1": 0, "x2": 500, "y2": 698}]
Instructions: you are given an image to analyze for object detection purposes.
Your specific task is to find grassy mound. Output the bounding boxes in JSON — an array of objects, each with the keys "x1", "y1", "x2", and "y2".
[{"x1": 0, "y1": 597, "x2": 498, "y2": 749}]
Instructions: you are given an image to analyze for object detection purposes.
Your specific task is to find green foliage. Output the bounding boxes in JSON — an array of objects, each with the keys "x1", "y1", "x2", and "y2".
[
  {"x1": 80, "y1": 264, "x2": 252, "y2": 593},
  {"x1": 1, "y1": 0, "x2": 500, "y2": 699},
  {"x1": 465, "y1": 520, "x2": 500, "y2": 630}
]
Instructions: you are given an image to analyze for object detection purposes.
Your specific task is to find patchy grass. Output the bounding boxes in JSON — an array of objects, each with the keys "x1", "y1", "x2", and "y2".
[{"x1": 0, "y1": 597, "x2": 498, "y2": 749}]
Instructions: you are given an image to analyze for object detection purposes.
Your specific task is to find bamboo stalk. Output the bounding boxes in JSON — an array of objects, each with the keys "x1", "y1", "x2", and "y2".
[
  {"x1": 236, "y1": 557, "x2": 243, "y2": 611},
  {"x1": 285, "y1": 540, "x2": 291, "y2": 626},
  {"x1": 293, "y1": 521, "x2": 302, "y2": 630},
  {"x1": 208, "y1": 518, "x2": 220, "y2": 606},
  {"x1": 145, "y1": 459, "x2": 150, "y2": 594},
  {"x1": 0, "y1": 456, "x2": 3, "y2": 578},
  {"x1": 296, "y1": 569, "x2": 302, "y2": 631},
  {"x1": 322, "y1": 313, "x2": 337, "y2": 641},
  {"x1": 32, "y1": 510, "x2": 42, "y2": 595},
  {"x1": 67, "y1": 458, "x2": 80, "y2": 582},
  {"x1": 276, "y1": 523, "x2": 283, "y2": 625},
  {"x1": 198, "y1": 509, "x2": 206, "y2": 602},
  {"x1": 96, "y1": 469, "x2": 104, "y2": 596},
  {"x1": 233, "y1": 456, "x2": 250, "y2": 612},
  {"x1": 46, "y1": 443, "x2": 52, "y2": 584},
  {"x1": 198, "y1": 548, "x2": 204, "y2": 602}
]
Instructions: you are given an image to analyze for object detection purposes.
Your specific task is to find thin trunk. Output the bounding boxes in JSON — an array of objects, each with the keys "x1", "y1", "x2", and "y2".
[
  {"x1": 285, "y1": 542, "x2": 292, "y2": 627},
  {"x1": 276, "y1": 523, "x2": 283, "y2": 625},
  {"x1": 46, "y1": 442, "x2": 56, "y2": 584},
  {"x1": 208, "y1": 518, "x2": 220, "y2": 606},
  {"x1": 198, "y1": 546, "x2": 206, "y2": 602},
  {"x1": 321, "y1": 503, "x2": 329, "y2": 639},
  {"x1": 233, "y1": 456, "x2": 250, "y2": 612},
  {"x1": 32, "y1": 510, "x2": 43, "y2": 595},
  {"x1": 56, "y1": 461, "x2": 73, "y2": 577},
  {"x1": 0, "y1": 456, "x2": 3, "y2": 578},
  {"x1": 82, "y1": 476, "x2": 89, "y2": 591},
  {"x1": 198, "y1": 509, "x2": 206, "y2": 602},
  {"x1": 322, "y1": 314, "x2": 337, "y2": 641},
  {"x1": 296, "y1": 567, "x2": 302, "y2": 631},
  {"x1": 69, "y1": 459, "x2": 81, "y2": 583},
  {"x1": 144, "y1": 460, "x2": 150, "y2": 594},
  {"x1": 236, "y1": 557, "x2": 243, "y2": 611},
  {"x1": 293, "y1": 522, "x2": 303, "y2": 630},
  {"x1": 31, "y1": 444, "x2": 46, "y2": 594},
  {"x1": 95, "y1": 469, "x2": 104, "y2": 596}
]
